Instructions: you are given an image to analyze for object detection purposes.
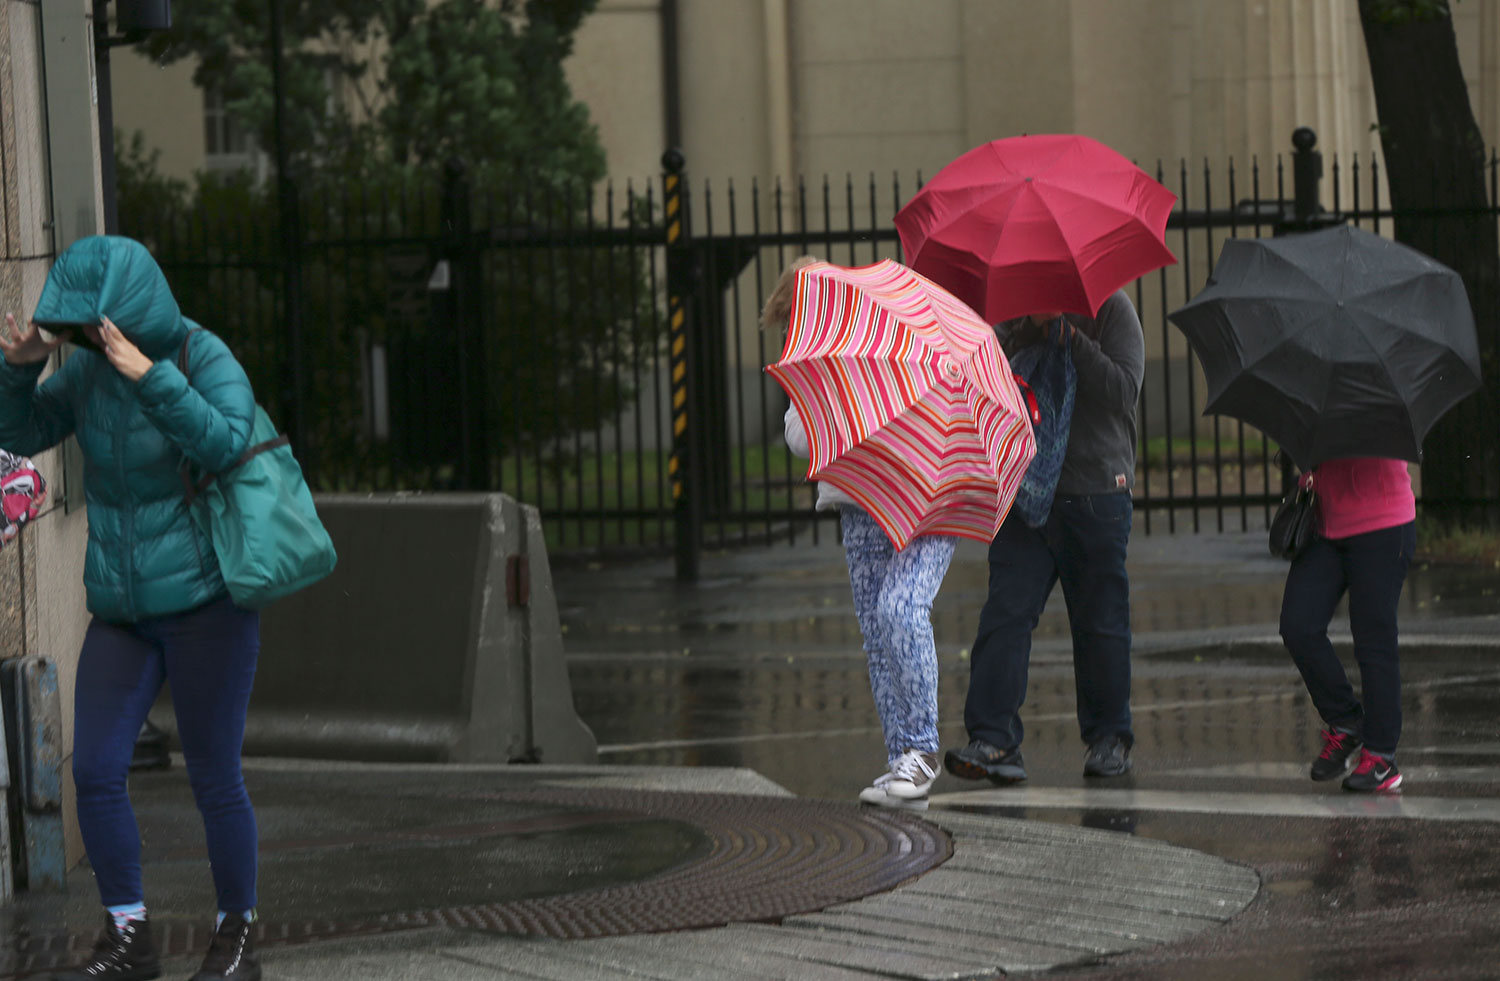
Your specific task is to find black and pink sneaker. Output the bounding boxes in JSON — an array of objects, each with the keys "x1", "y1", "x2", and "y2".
[
  {"x1": 1342, "y1": 749, "x2": 1402, "y2": 793},
  {"x1": 1310, "y1": 726, "x2": 1362, "y2": 781}
]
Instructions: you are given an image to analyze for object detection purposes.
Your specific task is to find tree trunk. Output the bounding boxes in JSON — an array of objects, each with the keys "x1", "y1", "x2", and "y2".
[{"x1": 1358, "y1": 0, "x2": 1500, "y2": 523}]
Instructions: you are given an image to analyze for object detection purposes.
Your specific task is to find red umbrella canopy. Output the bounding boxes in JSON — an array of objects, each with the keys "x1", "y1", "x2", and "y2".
[
  {"x1": 766, "y1": 259, "x2": 1036, "y2": 550},
  {"x1": 895, "y1": 134, "x2": 1177, "y2": 322}
]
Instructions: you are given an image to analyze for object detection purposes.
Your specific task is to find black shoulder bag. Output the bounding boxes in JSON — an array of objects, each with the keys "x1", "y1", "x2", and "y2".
[{"x1": 1268, "y1": 473, "x2": 1317, "y2": 560}]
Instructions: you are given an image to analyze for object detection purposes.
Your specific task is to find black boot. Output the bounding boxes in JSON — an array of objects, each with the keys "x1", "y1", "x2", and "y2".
[
  {"x1": 189, "y1": 913, "x2": 261, "y2": 980},
  {"x1": 51, "y1": 915, "x2": 160, "y2": 980}
]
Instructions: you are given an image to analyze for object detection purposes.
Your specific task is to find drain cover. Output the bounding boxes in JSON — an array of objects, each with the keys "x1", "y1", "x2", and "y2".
[{"x1": 3, "y1": 789, "x2": 951, "y2": 977}]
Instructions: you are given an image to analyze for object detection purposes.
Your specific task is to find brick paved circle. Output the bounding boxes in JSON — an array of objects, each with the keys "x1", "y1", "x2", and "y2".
[{"x1": 3, "y1": 790, "x2": 951, "y2": 977}]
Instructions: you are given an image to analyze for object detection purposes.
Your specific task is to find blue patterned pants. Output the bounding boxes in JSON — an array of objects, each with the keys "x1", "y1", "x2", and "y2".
[{"x1": 840, "y1": 506, "x2": 958, "y2": 760}]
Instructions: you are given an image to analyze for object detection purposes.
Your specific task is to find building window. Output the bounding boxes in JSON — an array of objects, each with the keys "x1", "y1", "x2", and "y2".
[
  {"x1": 203, "y1": 87, "x2": 268, "y2": 183},
  {"x1": 203, "y1": 87, "x2": 253, "y2": 157}
]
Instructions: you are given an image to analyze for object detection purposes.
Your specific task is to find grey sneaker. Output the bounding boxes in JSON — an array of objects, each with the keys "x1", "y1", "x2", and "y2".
[
  {"x1": 859, "y1": 750, "x2": 938, "y2": 810},
  {"x1": 944, "y1": 739, "x2": 1027, "y2": 784},
  {"x1": 884, "y1": 749, "x2": 939, "y2": 800},
  {"x1": 1084, "y1": 735, "x2": 1132, "y2": 777}
]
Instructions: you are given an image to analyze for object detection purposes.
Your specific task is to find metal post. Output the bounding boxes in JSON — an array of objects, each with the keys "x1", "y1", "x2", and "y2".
[
  {"x1": 93, "y1": 0, "x2": 119, "y2": 234},
  {"x1": 93, "y1": 2, "x2": 173, "y2": 234},
  {"x1": 663, "y1": 149, "x2": 701, "y2": 581},
  {"x1": 1275, "y1": 127, "x2": 1323, "y2": 487},
  {"x1": 1, "y1": 658, "x2": 65, "y2": 891},
  {"x1": 0, "y1": 692, "x2": 12, "y2": 901},
  {"x1": 1291, "y1": 127, "x2": 1323, "y2": 227},
  {"x1": 442, "y1": 159, "x2": 488, "y2": 490},
  {"x1": 660, "y1": 0, "x2": 682, "y2": 150},
  {"x1": 270, "y1": 0, "x2": 309, "y2": 466}
]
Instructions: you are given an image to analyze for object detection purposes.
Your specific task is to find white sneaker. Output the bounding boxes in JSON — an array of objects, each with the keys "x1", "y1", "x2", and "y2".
[
  {"x1": 858, "y1": 763, "x2": 895, "y2": 805},
  {"x1": 886, "y1": 749, "x2": 939, "y2": 799},
  {"x1": 858, "y1": 782, "x2": 930, "y2": 810},
  {"x1": 858, "y1": 750, "x2": 938, "y2": 810}
]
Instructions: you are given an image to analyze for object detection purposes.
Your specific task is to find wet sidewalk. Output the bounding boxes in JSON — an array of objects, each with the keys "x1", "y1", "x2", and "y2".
[
  {"x1": 552, "y1": 528, "x2": 1500, "y2": 979},
  {"x1": 4, "y1": 529, "x2": 1499, "y2": 979},
  {"x1": 559, "y1": 530, "x2": 1500, "y2": 804},
  {"x1": 1, "y1": 762, "x2": 1257, "y2": 980}
]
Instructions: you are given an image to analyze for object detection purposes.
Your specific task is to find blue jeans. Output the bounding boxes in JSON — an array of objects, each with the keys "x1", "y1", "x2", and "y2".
[
  {"x1": 1280, "y1": 522, "x2": 1415, "y2": 756},
  {"x1": 72, "y1": 595, "x2": 260, "y2": 910},
  {"x1": 840, "y1": 507, "x2": 957, "y2": 759},
  {"x1": 964, "y1": 492, "x2": 1134, "y2": 751}
]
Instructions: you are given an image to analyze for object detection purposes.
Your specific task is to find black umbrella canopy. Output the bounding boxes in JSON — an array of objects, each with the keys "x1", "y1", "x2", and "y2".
[{"x1": 1167, "y1": 225, "x2": 1482, "y2": 470}]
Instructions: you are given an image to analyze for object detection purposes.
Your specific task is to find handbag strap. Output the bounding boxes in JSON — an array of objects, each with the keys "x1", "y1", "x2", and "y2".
[
  {"x1": 1012, "y1": 372, "x2": 1041, "y2": 424},
  {"x1": 1296, "y1": 471, "x2": 1316, "y2": 502},
  {"x1": 181, "y1": 434, "x2": 292, "y2": 505},
  {"x1": 175, "y1": 328, "x2": 288, "y2": 505}
]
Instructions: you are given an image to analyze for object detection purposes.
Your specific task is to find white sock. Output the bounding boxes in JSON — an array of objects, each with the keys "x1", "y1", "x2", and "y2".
[{"x1": 106, "y1": 902, "x2": 146, "y2": 929}]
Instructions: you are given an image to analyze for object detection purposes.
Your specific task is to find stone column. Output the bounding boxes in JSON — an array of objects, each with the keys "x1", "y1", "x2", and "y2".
[{"x1": 1, "y1": 0, "x2": 101, "y2": 870}]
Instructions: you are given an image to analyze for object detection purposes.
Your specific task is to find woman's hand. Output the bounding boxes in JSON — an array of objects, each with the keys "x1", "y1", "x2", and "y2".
[
  {"x1": 98, "y1": 316, "x2": 153, "y2": 382},
  {"x1": 0, "y1": 313, "x2": 66, "y2": 365}
]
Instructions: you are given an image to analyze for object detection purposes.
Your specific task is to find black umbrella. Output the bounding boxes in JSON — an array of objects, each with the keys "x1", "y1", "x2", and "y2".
[{"x1": 1167, "y1": 225, "x2": 1482, "y2": 470}]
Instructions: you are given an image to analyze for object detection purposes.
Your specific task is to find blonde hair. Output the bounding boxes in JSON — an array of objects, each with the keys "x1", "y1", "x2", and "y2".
[{"x1": 760, "y1": 255, "x2": 820, "y2": 332}]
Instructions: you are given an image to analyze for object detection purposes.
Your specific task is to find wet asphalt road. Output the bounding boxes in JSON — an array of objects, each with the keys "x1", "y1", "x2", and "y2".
[{"x1": 555, "y1": 530, "x2": 1500, "y2": 979}]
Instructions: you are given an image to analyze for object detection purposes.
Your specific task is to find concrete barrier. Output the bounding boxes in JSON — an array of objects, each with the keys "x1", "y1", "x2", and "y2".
[{"x1": 200, "y1": 493, "x2": 596, "y2": 764}]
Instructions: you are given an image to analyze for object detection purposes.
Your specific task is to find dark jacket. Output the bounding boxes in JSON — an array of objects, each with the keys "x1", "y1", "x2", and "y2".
[
  {"x1": 998, "y1": 290, "x2": 1144, "y2": 494},
  {"x1": 0, "y1": 236, "x2": 255, "y2": 622}
]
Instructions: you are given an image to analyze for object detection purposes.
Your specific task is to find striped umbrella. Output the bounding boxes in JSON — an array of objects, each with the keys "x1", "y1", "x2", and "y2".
[{"x1": 767, "y1": 259, "x2": 1037, "y2": 549}]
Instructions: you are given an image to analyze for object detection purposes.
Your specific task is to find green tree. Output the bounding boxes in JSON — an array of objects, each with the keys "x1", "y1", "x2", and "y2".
[
  {"x1": 140, "y1": 0, "x2": 603, "y2": 188},
  {"x1": 122, "y1": 0, "x2": 660, "y2": 490},
  {"x1": 113, "y1": 130, "x2": 190, "y2": 223},
  {"x1": 378, "y1": 0, "x2": 604, "y2": 190},
  {"x1": 1358, "y1": 0, "x2": 1500, "y2": 521}
]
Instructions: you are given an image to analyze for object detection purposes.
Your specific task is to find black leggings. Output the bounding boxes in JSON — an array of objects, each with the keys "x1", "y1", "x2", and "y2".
[{"x1": 1279, "y1": 522, "x2": 1415, "y2": 756}]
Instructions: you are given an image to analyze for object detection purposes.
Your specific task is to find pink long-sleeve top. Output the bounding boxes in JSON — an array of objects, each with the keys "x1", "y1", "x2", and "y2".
[{"x1": 1301, "y1": 457, "x2": 1416, "y2": 540}]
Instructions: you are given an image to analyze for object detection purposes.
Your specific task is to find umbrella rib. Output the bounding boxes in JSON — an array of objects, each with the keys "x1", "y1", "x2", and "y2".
[
  {"x1": 919, "y1": 185, "x2": 1023, "y2": 251},
  {"x1": 1029, "y1": 181, "x2": 1163, "y2": 237},
  {"x1": 1327, "y1": 320, "x2": 1422, "y2": 455},
  {"x1": 1227, "y1": 301, "x2": 1330, "y2": 376},
  {"x1": 788, "y1": 357, "x2": 945, "y2": 460},
  {"x1": 1021, "y1": 188, "x2": 1090, "y2": 300},
  {"x1": 1251, "y1": 248, "x2": 1339, "y2": 300}
]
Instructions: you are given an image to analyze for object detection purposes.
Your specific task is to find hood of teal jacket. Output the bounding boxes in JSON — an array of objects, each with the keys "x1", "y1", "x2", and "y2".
[{"x1": 31, "y1": 236, "x2": 187, "y2": 361}]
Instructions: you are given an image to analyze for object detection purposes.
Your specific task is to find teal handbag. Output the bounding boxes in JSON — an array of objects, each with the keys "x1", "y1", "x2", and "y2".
[{"x1": 178, "y1": 331, "x2": 337, "y2": 608}]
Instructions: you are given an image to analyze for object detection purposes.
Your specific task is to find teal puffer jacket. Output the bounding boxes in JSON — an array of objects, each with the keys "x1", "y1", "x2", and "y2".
[{"x1": 0, "y1": 236, "x2": 256, "y2": 623}]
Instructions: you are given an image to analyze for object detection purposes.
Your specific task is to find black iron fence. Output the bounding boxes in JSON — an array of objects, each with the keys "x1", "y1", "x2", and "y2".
[{"x1": 119, "y1": 128, "x2": 1500, "y2": 578}]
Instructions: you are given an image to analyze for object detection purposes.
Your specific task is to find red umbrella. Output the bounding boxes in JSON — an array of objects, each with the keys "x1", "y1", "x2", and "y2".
[
  {"x1": 895, "y1": 134, "x2": 1177, "y2": 322},
  {"x1": 766, "y1": 259, "x2": 1036, "y2": 550}
]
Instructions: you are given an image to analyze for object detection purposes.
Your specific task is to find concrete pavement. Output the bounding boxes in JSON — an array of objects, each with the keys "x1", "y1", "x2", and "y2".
[
  {"x1": 2, "y1": 762, "x2": 1256, "y2": 980},
  {"x1": 3, "y1": 527, "x2": 1498, "y2": 979}
]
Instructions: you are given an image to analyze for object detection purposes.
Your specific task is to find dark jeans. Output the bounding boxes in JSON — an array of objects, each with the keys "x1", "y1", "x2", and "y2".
[
  {"x1": 72, "y1": 594, "x2": 260, "y2": 911},
  {"x1": 964, "y1": 492, "x2": 1134, "y2": 751},
  {"x1": 1280, "y1": 522, "x2": 1415, "y2": 756}
]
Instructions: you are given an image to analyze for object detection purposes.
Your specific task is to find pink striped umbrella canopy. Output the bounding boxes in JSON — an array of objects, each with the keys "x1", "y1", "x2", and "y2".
[{"x1": 767, "y1": 259, "x2": 1037, "y2": 549}]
